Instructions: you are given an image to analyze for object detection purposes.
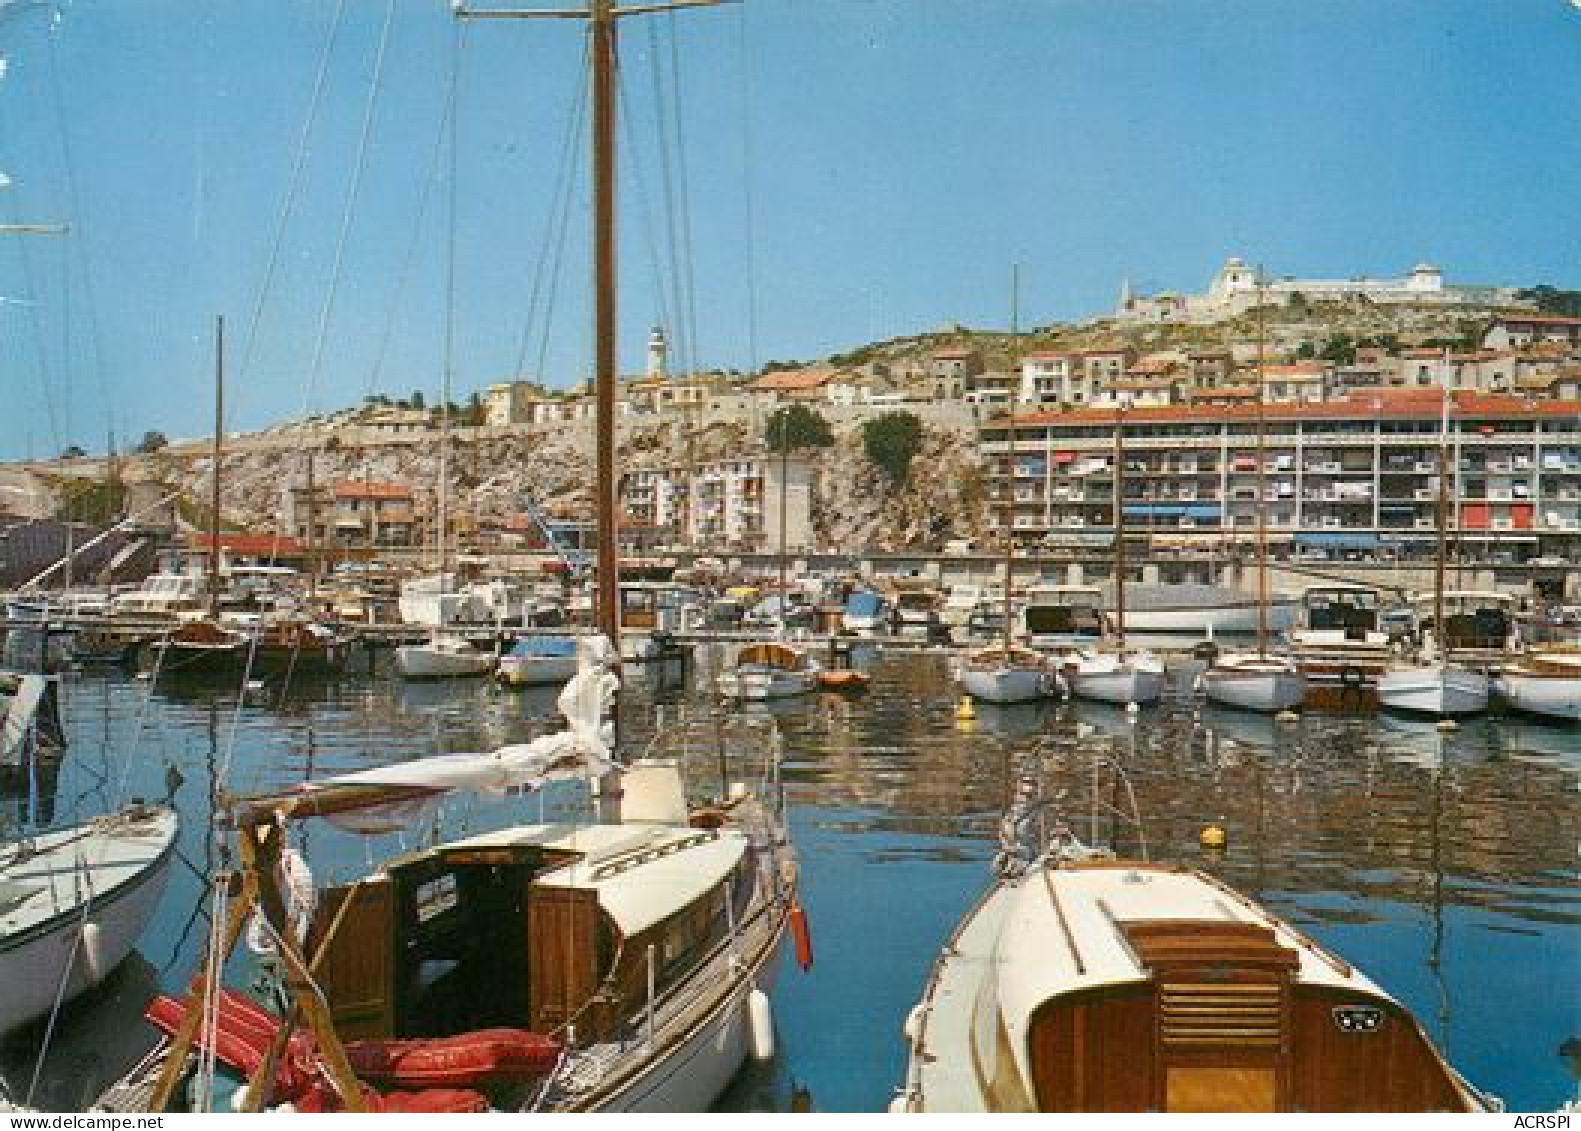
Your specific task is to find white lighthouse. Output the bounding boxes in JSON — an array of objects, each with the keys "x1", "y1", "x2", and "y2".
[{"x1": 646, "y1": 325, "x2": 668, "y2": 380}]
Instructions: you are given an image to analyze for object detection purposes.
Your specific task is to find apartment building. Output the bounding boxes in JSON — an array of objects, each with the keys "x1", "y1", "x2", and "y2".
[
  {"x1": 979, "y1": 389, "x2": 1581, "y2": 561},
  {"x1": 622, "y1": 455, "x2": 813, "y2": 552},
  {"x1": 287, "y1": 479, "x2": 417, "y2": 550}
]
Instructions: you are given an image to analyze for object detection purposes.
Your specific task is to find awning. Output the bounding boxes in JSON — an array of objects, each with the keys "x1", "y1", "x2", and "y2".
[
  {"x1": 1295, "y1": 531, "x2": 1381, "y2": 549},
  {"x1": 1124, "y1": 503, "x2": 1222, "y2": 519},
  {"x1": 1053, "y1": 451, "x2": 1076, "y2": 463}
]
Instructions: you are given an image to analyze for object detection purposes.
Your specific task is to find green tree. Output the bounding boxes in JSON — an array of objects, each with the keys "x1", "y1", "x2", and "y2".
[
  {"x1": 409, "y1": 390, "x2": 426, "y2": 410},
  {"x1": 133, "y1": 430, "x2": 168, "y2": 454},
  {"x1": 1318, "y1": 334, "x2": 1355, "y2": 365},
  {"x1": 862, "y1": 411, "x2": 923, "y2": 486},
  {"x1": 765, "y1": 404, "x2": 834, "y2": 453}
]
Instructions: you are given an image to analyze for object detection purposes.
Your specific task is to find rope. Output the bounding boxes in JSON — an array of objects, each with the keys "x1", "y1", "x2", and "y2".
[{"x1": 735, "y1": 2, "x2": 759, "y2": 376}]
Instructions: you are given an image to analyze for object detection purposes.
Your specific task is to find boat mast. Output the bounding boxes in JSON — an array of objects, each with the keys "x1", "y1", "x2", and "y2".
[
  {"x1": 1435, "y1": 388, "x2": 1451, "y2": 665},
  {"x1": 1112, "y1": 396, "x2": 1127, "y2": 652},
  {"x1": 208, "y1": 315, "x2": 224, "y2": 619},
  {"x1": 1255, "y1": 276, "x2": 1269, "y2": 658},
  {"x1": 457, "y1": 0, "x2": 726, "y2": 652}
]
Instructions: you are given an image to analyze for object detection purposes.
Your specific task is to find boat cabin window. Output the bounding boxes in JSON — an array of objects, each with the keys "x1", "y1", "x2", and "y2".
[{"x1": 1305, "y1": 591, "x2": 1379, "y2": 632}]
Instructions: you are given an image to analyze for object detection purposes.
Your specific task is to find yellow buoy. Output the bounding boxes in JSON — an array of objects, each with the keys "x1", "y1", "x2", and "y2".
[
  {"x1": 1199, "y1": 823, "x2": 1228, "y2": 850},
  {"x1": 956, "y1": 695, "x2": 976, "y2": 720}
]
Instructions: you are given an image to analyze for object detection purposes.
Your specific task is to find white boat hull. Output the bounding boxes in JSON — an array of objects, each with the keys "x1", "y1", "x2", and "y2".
[
  {"x1": 958, "y1": 666, "x2": 1053, "y2": 704},
  {"x1": 497, "y1": 654, "x2": 578, "y2": 687},
  {"x1": 1495, "y1": 671, "x2": 1581, "y2": 721},
  {"x1": 1063, "y1": 654, "x2": 1167, "y2": 706},
  {"x1": 394, "y1": 642, "x2": 494, "y2": 679},
  {"x1": 1, "y1": 806, "x2": 177, "y2": 1036},
  {"x1": 716, "y1": 667, "x2": 817, "y2": 701},
  {"x1": 1201, "y1": 660, "x2": 1306, "y2": 713},
  {"x1": 1377, "y1": 664, "x2": 1489, "y2": 717}
]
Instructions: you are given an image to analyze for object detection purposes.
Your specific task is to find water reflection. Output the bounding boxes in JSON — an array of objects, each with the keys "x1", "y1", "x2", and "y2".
[{"x1": 0, "y1": 648, "x2": 1575, "y2": 1113}]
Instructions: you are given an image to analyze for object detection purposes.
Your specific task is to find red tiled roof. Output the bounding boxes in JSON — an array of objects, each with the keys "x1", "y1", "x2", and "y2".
[
  {"x1": 331, "y1": 480, "x2": 413, "y2": 501},
  {"x1": 1009, "y1": 389, "x2": 1580, "y2": 428},
  {"x1": 751, "y1": 367, "x2": 837, "y2": 391},
  {"x1": 184, "y1": 532, "x2": 306, "y2": 555},
  {"x1": 1494, "y1": 314, "x2": 1581, "y2": 327}
]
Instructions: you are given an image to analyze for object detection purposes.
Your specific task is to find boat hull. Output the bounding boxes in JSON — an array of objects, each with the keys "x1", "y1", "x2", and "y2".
[
  {"x1": 1063, "y1": 659, "x2": 1166, "y2": 706},
  {"x1": 394, "y1": 643, "x2": 494, "y2": 679},
  {"x1": 1201, "y1": 661, "x2": 1306, "y2": 713},
  {"x1": 1494, "y1": 671, "x2": 1581, "y2": 721},
  {"x1": 1378, "y1": 664, "x2": 1489, "y2": 717},
  {"x1": 1, "y1": 806, "x2": 177, "y2": 1036},
  {"x1": 497, "y1": 654, "x2": 578, "y2": 687},
  {"x1": 958, "y1": 666, "x2": 1053, "y2": 704},
  {"x1": 717, "y1": 667, "x2": 817, "y2": 701}
]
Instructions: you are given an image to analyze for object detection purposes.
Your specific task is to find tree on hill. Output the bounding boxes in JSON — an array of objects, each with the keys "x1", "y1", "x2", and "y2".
[
  {"x1": 862, "y1": 411, "x2": 923, "y2": 486},
  {"x1": 134, "y1": 430, "x2": 168, "y2": 454},
  {"x1": 765, "y1": 404, "x2": 834, "y2": 453},
  {"x1": 1518, "y1": 285, "x2": 1581, "y2": 318}
]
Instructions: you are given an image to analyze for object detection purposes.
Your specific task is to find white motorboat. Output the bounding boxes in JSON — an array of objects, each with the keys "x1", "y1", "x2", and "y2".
[
  {"x1": 1377, "y1": 662, "x2": 1490, "y2": 717},
  {"x1": 1492, "y1": 647, "x2": 1581, "y2": 721},
  {"x1": 1019, "y1": 584, "x2": 1107, "y2": 652},
  {"x1": 840, "y1": 588, "x2": 890, "y2": 636},
  {"x1": 109, "y1": 572, "x2": 206, "y2": 619},
  {"x1": 1, "y1": 803, "x2": 178, "y2": 1037},
  {"x1": 955, "y1": 645, "x2": 1059, "y2": 704},
  {"x1": 1201, "y1": 652, "x2": 1307, "y2": 713},
  {"x1": 1061, "y1": 649, "x2": 1167, "y2": 706},
  {"x1": 394, "y1": 632, "x2": 495, "y2": 680},
  {"x1": 897, "y1": 848, "x2": 1498, "y2": 1112},
  {"x1": 97, "y1": 639, "x2": 800, "y2": 1115},
  {"x1": 496, "y1": 634, "x2": 579, "y2": 688},
  {"x1": 716, "y1": 640, "x2": 819, "y2": 701}
]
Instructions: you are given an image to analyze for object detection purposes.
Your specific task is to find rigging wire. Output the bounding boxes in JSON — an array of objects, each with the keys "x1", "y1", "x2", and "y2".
[
  {"x1": 298, "y1": 0, "x2": 398, "y2": 424},
  {"x1": 513, "y1": 38, "x2": 592, "y2": 389},
  {"x1": 234, "y1": 0, "x2": 349, "y2": 397},
  {"x1": 616, "y1": 54, "x2": 676, "y2": 357},
  {"x1": 736, "y1": 1, "x2": 758, "y2": 375},
  {"x1": 665, "y1": 12, "x2": 701, "y2": 379},
  {"x1": 645, "y1": 17, "x2": 689, "y2": 380},
  {"x1": 41, "y1": 16, "x2": 110, "y2": 442}
]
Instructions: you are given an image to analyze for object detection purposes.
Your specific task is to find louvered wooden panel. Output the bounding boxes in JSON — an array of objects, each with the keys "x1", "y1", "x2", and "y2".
[{"x1": 1160, "y1": 982, "x2": 1284, "y2": 1049}]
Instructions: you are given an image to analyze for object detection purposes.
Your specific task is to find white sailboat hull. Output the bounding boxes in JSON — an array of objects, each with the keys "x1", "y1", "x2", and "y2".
[
  {"x1": 958, "y1": 666, "x2": 1053, "y2": 704},
  {"x1": 394, "y1": 641, "x2": 494, "y2": 679},
  {"x1": 1064, "y1": 654, "x2": 1167, "y2": 706},
  {"x1": 1495, "y1": 671, "x2": 1581, "y2": 721},
  {"x1": 1, "y1": 806, "x2": 177, "y2": 1036},
  {"x1": 716, "y1": 667, "x2": 817, "y2": 701},
  {"x1": 1377, "y1": 664, "x2": 1489, "y2": 716},
  {"x1": 1201, "y1": 658, "x2": 1307, "y2": 713}
]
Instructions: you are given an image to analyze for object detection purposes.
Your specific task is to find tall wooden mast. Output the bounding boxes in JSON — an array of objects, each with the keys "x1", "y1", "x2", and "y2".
[
  {"x1": 208, "y1": 315, "x2": 225, "y2": 618},
  {"x1": 457, "y1": 0, "x2": 725, "y2": 650},
  {"x1": 1254, "y1": 277, "x2": 1269, "y2": 658}
]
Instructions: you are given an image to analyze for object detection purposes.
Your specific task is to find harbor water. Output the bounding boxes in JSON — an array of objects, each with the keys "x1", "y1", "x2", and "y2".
[{"x1": 2, "y1": 641, "x2": 1577, "y2": 1113}]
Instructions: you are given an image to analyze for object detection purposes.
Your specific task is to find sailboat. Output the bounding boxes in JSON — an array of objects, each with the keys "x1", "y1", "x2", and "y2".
[
  {"x1": 393, "y1": 154, "x2": 493, "y2": 682},
  {"x1": 1202, "y1": 283, "x2": 1306, "y2": 712},
  {"x1": 717, "y1": 418, "x2": 820, "y2": 701},
  {"x1": 1378, "y1": 392, "x2": 1489, "y2": 717},
  {"x1": 894, "y1": 729, "x2": 1499, "y2": 1113},
  {"x1": 955, "y1": 518, "x2": 1057, "y2": 704},
  {"x1": 145, "y1": 317, "x2": 252, "y2": 681},
  {"x1": 1062, "y1": 397, "x2": 1165, "y2": 707},
  {"x1": 96, "y1": 3, "x2": 799, "y2": 1114}
]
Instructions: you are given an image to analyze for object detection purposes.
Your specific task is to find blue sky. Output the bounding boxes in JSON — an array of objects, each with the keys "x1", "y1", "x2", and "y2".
[{"x1": 1, "y1": 0, "x2": 1578, "y2": 459}]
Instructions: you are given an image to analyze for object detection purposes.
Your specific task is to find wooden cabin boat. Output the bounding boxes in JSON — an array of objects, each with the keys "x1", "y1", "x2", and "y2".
[
  {"x1": 145, "y1": 618, "x2": 251, "y2": 679},
  {"x1": 897, "y1": 855, "x2": 1499, "y2": 1113},
  {"x1": 97, "y1": 641, "x2": 799, "y2": 1115}
]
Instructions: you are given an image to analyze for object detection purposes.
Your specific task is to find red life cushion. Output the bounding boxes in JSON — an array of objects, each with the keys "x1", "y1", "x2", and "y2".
[
  {"x1": 144, "y1": 992, "x2": 315, "y2": 1101},
  {"x1": 344, "y1": 1028, "x2": 561, "y2": 1088},
  {"x1": 294, "y1": 1080, "x2": 489, "y2": 1114}
]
